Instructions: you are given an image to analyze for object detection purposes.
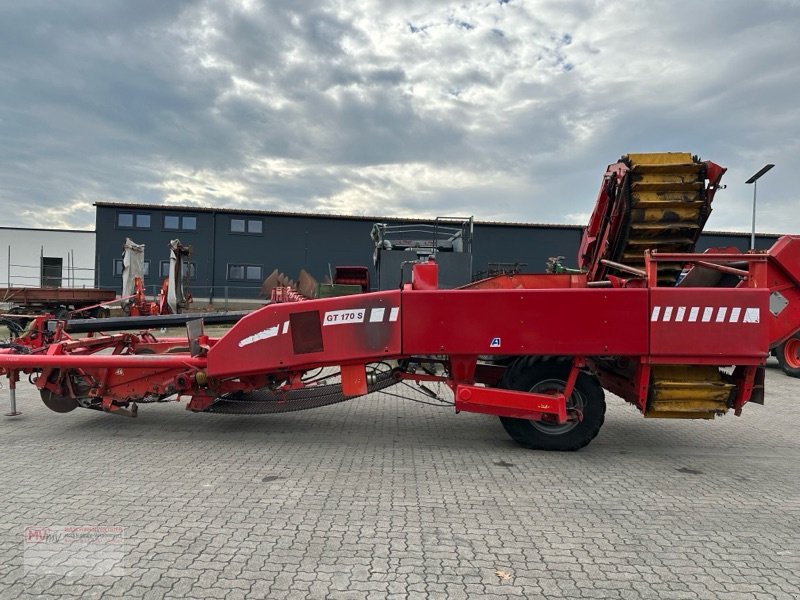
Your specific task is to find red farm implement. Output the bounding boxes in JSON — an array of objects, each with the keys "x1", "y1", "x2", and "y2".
[{"x1": 1, "y1": 153, "x2": 799, "y2": 450}]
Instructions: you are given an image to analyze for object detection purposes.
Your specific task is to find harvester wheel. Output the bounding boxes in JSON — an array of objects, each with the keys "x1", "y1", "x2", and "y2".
[
  {"x1": 92, "y1": 307, "x2": 111, "y2": 319},
  {"x1": 775, "y1": 335, "x2": 800, "y2": 378},
  {"x1": 40, "y1": 389, "x2": 79, "y2": 413},
  {"x1": 497, "y1": 357, "x2": 605, "y2": 451}
]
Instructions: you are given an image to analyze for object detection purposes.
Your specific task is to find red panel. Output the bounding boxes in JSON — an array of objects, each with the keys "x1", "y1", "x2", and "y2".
[
  {"x1": 766, "y1": 236, "x2": 800, "y2": 345},
  {"x1": 341, "y1": 363, "x2": 368, "y2": 396},
  {"x1": 649, "y1": 288, "x2": 770, "y2": 360},
  {"x1": 208, "y1": 291, "x2": 402, "y2": 378},
  {"x1": 412, "y1": 261, "x2": 438, "y2": 290},
  {"x1": 459, "y1": 273, "x2": 585, "y2": 290},
  {"x1": 401, "y1": 288, "x2": 649, "y2": 356}
]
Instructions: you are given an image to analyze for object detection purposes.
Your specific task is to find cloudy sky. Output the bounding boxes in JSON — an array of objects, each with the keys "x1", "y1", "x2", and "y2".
[{"x1": 1, "y1": 0, "x2": 799, "y2": 234}]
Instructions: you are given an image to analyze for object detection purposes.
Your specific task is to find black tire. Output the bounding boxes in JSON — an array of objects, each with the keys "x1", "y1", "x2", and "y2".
[
  {"x1": 775, "y1": 334, "x2": 800, "y2": 378},
  {"x1": 497, "y1": 357, "x2": 606, "y2": 451},
  {"x1": 91, "y1": 307, "x2": 111, "y2": 319}
]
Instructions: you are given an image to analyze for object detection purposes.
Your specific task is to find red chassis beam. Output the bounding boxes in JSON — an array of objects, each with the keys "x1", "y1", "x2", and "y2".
[{"x1": 0, "y1": 353, "x2": 205, "y2": 370}]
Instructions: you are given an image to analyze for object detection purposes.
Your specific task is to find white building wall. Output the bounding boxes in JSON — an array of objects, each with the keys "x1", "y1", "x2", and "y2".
[{"x1": 0, "y1": 227, "x2": 96, "y2": 288}]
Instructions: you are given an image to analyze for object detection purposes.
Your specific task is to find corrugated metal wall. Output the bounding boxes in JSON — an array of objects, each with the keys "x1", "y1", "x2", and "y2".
[{"x1": 94, "y1": 204, "x2": 781, "y2": 298}]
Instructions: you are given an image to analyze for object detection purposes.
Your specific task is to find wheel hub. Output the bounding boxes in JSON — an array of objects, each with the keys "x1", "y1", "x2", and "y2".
[{"x1": 527, "y1": 378, "x2": 585, "y2": 435}]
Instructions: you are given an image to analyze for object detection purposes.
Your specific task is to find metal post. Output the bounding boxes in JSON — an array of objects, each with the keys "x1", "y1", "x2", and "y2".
[
  {"x1": 751, "y1": 180, "x2": 757, "y2": 251},
  {"x1": 745, "y1": 164, "x2": 774, "y2": 251},
  {"x1": 5, "y1": 372, "x2": 21, "y2": 417}
]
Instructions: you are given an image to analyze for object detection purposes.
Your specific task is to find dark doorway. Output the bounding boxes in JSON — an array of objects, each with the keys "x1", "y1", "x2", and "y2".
[{"x1": 41, "y1": 256, "x2": 63, "y2": 287}]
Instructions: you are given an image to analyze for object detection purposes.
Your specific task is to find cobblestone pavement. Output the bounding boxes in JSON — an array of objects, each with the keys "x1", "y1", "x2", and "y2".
[{"x1": 1, "y1": 363, "x2": 798, "y2": 599}]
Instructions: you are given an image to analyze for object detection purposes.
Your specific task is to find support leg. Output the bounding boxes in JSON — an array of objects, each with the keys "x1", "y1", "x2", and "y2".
[{"x1": 5, "y1": 371, "x2": 21, "y2": 417}]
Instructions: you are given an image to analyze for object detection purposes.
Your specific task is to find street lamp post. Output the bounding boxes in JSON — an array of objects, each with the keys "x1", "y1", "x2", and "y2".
[{"x1": 745, "y1": 164, "x2": 775, "y2": 250}]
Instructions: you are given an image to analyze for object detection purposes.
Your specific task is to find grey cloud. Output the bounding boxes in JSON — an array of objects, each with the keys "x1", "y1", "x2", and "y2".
[{"x1": 0, "y1": 0, "x2": 798, "y2": 234}]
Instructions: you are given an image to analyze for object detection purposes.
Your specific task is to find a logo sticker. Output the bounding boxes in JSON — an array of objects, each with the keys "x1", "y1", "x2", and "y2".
[
  {"x1": 323, "y1": 309, "x2": 366, "y2": 326},
  {"x1": 490, "y1": 337, "x2": 501, "y2": 348}
]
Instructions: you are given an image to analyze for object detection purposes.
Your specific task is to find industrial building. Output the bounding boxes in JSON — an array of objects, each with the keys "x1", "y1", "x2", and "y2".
[
  {"x1": 94, "y1": 202, "x2": 781, "y2": 302},
  {"x1": 1, "y1": 226, "x2": 95, "y2": 288}
]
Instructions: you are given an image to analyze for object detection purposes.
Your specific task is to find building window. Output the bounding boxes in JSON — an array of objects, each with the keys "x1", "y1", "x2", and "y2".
[
  {"x1": 230, "y1": 218, "x2": 246, "y2": 233},
  {"x1": 113, "y1": 259, "x2": 149, "y2": 276},
  {"x1": 227, "y1": 264, "x2": 262, "y2": 281},
  {"x1": 230, "y1": 218, "x2": 263, "y2": 234},
  {"x1": 159, "y1": 261, "x2": 197, "y2": 279},
  {"x1": 117, "y1": 212, "x2": 151, "y2": 229},
  {"x1": 163, "y1": 215, "x2": 197, "y2": 231}
]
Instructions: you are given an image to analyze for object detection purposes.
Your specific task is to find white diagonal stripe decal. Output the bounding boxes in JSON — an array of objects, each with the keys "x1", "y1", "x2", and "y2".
[{"x1": 743, "y1": 307, "x2": 760, "y2": 323}]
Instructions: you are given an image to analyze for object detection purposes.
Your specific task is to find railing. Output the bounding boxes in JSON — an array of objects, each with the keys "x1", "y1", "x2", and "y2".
[
  {"x1": 4, "y1": 246, "x2": 96, "y2": 288},
  {"x1": 136, "y1": 285, "x2": 269, "y2": 310}
]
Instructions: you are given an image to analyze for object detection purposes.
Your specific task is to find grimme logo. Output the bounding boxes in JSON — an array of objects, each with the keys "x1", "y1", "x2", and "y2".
[{"x1": 490, "y1": 337, "x2": 501, "y2": 348}]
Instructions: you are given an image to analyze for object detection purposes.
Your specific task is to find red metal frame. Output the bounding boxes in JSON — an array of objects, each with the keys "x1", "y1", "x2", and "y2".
[{"x1": 1, "y1": 237, "x2": 799, "y2": 425}]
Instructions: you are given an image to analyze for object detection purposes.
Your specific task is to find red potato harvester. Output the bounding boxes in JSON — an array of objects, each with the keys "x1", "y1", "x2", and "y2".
[{"x1": 2, "y1": 153, "x2": 799, "y2": 451}]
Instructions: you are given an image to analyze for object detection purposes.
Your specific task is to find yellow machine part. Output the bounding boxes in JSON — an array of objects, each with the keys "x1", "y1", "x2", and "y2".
[
  {"x1": 645, "y1": 365, "x2": 734, "y2": 419},
  {"x1": 607, "y1": 154, "x2": 732, "y2": 419},
  {"x1": 619, "y1": 153, "x2": 712, "y2": 285}
]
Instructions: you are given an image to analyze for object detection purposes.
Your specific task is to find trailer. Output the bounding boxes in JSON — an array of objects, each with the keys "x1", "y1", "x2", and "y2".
[
  {"x1": 1, "y1": 153, "x2": 799, "y2": 450},
  {"x1": 0, "y1": 286, "x2": 116, "y2": 319}
]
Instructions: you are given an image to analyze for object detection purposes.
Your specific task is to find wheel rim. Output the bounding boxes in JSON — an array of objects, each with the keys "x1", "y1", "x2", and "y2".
[
  {"x1": 785, "y1": 338, "x2": 800, "y2": 370},
  {"x1": 527, "y1": 378, "x2": 584, "y2": 435}
]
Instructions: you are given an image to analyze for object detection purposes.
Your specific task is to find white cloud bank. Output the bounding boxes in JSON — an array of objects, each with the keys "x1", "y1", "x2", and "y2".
[{"x1": 1, "y1": 0, "x2": 798, "y2": 232}]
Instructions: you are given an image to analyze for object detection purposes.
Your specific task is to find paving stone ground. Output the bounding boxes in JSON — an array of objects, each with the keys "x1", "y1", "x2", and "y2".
[{"x1": 1, "y1": 361, "x2": 798, "y2": 599}]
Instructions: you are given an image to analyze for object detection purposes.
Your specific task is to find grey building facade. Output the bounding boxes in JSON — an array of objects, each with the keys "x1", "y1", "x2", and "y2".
[{"x1": 94, "y1": 202, "x2": 781, "y2": 300}]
